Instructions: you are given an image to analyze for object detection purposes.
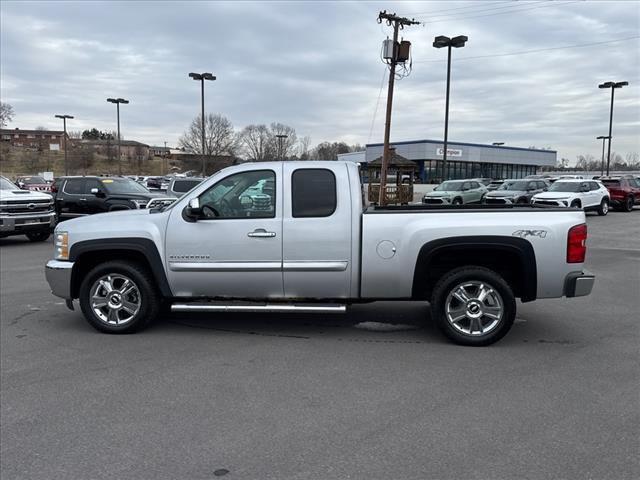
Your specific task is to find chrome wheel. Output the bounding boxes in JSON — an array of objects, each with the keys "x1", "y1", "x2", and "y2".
[
  {"x1": 90, "y1": 274, "x2": 141, "y2": 326},
  {"x1": 445, "y1": 280, "x2": 504, "y2": 336},
  {"x1": 602, "y1": 200, "x2": 609, "y2": 214}
]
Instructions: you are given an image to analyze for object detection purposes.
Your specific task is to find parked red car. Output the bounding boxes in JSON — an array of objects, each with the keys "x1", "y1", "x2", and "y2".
[
  {"x1": 15, "y1": 175, "x2": 52, "y2": 192},
  {"x1": 599, "y1": 176, "x2": 640, "y2": 212}
]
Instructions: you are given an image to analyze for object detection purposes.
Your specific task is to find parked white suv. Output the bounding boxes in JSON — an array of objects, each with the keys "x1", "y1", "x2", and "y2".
[{"x1": 531, "y1": 179, "x2": 609, "y2": 215}]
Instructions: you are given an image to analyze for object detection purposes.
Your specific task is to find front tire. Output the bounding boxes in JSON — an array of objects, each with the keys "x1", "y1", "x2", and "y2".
[
  {"x1": 597, "y1": 198, "x2": 609, "y2": 216},
  {"x1": 430, "y1": 266, "x2": 516, "y2": 346},
  {"x1": 452, "y1": 198, "x2": 463, "y2": 205},
  {"x1": 79, "y1": 260, "x2": 160, "y2": 334},
  {"x1": 570, "y1": 200, "x2": 581, "y2": 209},
  {"x1": 26, "y1": 231, "x2": 50, "y2": 242}
]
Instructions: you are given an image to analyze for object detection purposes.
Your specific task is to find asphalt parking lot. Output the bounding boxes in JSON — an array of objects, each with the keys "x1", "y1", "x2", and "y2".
[{"x1": 1, "y1": 208, "x2": 638, "y2": 480}]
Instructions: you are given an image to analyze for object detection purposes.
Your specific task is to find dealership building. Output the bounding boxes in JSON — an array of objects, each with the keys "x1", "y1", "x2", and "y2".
[{"x1": 339, "y1": 139, "x2": 556, "y2": 183}]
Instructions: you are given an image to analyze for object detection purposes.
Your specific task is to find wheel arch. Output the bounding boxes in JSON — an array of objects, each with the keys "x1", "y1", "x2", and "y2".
[
  {"x1": 69, "y1": 238, "x2": 172, "y2": 298},
  {"x1": 411, "y1": 236, "x2": 537, "y2": 302}
]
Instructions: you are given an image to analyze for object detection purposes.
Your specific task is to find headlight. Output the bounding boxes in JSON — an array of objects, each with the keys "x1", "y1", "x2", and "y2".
[{"x1": 55, "y1": 232, "x2": 69, "y2": 260}]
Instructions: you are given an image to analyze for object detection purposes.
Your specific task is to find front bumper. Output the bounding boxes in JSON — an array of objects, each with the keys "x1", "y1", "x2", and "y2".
[
  {"x1": 0, "y1": 211, "x2": 56, "y2": 233},
  {"x1": 45, "y1": 260, "x2": 75, "y2": 299},
  {"x1": 564, "y1": 270, "x2": 595, "y2": 297}
]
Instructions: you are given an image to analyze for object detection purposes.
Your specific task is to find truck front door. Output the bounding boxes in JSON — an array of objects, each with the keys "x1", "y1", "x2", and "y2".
[
  {"x1": 165, "y1": 165, "x2": 283, "y2": 298},
  {"x1": 282, "y1": 163, "x2": 353, "y2": 299}
]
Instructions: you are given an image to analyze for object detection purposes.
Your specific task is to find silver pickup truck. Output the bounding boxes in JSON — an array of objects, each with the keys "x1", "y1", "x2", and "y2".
[
  {"x1": 1, "y1": 175, "x2": 56, "y2": 242},
  {"x1": 45, "y1": 161, "x2": 594, "y2": 345}
]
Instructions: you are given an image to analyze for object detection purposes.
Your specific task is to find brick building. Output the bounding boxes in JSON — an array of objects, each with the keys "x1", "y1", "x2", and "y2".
[
  {"x1": 79, "y1": 139, "x2": 151, "y2": 160},
  {"x1": 1, "y1": 128, "x2": 69, "y2": 151}
]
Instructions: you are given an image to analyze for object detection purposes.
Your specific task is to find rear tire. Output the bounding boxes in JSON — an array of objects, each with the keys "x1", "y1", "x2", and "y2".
[
  {"x1": 597, "y1": 198, "x2": 609, "y2": 216},
  {"x1": 622, "y1": 196, "x2": 634, "y2": 212},
  {"x1": 79, "y1": 260, "x2": 160, "y2": 334},
  {"x1": 430, "y1": 266, "x2": 516, "y2": 346},
  {"x1": 26, "y1": 231, "x2": 50, "y2": 242}
]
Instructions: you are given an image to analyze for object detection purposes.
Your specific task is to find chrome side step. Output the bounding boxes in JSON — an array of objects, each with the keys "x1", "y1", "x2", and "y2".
[{"x1": 171, "y1": 303, "x2": 347, "y2": 314}]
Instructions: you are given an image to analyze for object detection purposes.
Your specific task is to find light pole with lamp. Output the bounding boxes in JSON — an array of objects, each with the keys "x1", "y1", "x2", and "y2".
[
  {"x1": 598, "y1": 81, "x2": 628, "y2": 176},
  {"x1": 433, "y1": 34, "x2": 468, "y2": 181},
  {"x1": 188, "y1": 72, "x2": 216, "y2": 175},
  {"x1": 54, "y1": 114, "x2": 74, "y2": 175},
  {"x1": 596, "y1": 135, "x2": 610, "y2": 177},
  {"x1": 106, "y1": 98, "x2": 129, "y2": 175}
]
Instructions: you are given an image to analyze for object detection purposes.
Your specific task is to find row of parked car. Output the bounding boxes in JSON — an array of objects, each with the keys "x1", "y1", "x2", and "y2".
[
  {"x1": 0, "y1": 173, "x2": 205, "y2": 242},
  {"x1": 422, "y1": 174, "x2": 640, "y2": 215}
]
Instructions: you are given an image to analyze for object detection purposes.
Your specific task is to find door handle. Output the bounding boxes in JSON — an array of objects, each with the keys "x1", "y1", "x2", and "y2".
[
  {"x1": 79, "y1": 198, "x2": 87, "y2": 202},
  {"x1": 247, "y1": 229, "x2": 276, "y2": 238}
]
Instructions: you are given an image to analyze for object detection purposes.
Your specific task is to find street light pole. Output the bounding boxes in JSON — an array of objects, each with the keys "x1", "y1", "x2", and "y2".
[
  {"x1": 433, "y1": 35, "x2": 468, "y2": 181},
  {"x1": 189, "y1": 72, "x2": 216, "y2": 176},
  {"x1": 598, "y1": 81, "x2": 628, "y2": 176},
  {"x1": 54, "y1": 114, "x2": 74, "y2": 175},
  {"x1": 107, "y1": 98, "x2": 129, "y2": 175},
  {"x1": 596, "y1": 136, "x2": 610, "y2": 177},
  {"x1": 276, "y1": 134, "x2": 288, "y2": 160}
]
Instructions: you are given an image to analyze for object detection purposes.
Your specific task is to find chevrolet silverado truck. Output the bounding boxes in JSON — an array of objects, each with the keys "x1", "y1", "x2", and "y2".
[
  {"x1": 45, "y1": 161, "x2": 595, "y2": 346},
  {"x1": 1, "y1": 175, "x2": 55, "y2": 242}
]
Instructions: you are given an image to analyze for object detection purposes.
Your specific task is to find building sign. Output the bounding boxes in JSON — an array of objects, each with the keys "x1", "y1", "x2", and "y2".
[{"x1": 436, "y1": 147, "x2": 462, "y2": 157}]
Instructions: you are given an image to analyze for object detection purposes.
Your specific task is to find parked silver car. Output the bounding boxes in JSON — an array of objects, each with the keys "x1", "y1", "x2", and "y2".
[
  {"x1": 423, "y1": 180, "x2": 487, "y2": 205},
  {"x1": 483, "y1": 179, "x2": 549, "y2": 205}
]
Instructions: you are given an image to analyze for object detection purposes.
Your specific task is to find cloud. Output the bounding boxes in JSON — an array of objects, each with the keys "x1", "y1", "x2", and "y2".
[{"x1": 1, "y1": 0, "x2": 638, "y2": 165}]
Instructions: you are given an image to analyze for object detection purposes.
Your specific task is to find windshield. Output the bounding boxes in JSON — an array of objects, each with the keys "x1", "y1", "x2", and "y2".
[
  {"x1": 498, "y1": 181, "x2": 530, "y2": 191},
  {"x1": 548, "y1": 182, "x2": 582, "y2": 193},
  {"x1": 173, "y1": 179, "x2": 203, "y2": 193},
  {"x1": 437, "y1": 181, "x2": 464, "y2": 191},
  {"x1": 101, "y1": 178, "x2": 150, "y2": 194},
  {"x1": 20, "y1": 176, "x2": 47, "y2": 184},
  {"x1": 0, "y1": 177, "x2": 18, "y2": 190}
]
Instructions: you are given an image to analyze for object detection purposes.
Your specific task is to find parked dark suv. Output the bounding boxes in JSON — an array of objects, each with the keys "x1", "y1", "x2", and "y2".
[{"x1": 52, "y1": 176, "x2": 165, "y2": 219}]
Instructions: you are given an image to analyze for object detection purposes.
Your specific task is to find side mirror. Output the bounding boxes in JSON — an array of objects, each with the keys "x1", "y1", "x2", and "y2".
[
  {"x1": 184, "y1": 197, "x2": 202, "y2": 221},
  {"x1": 92, "y1": 188, "x2": 106, "y2": 198}
]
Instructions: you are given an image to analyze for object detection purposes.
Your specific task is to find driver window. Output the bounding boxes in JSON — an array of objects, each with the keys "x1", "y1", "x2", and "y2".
[{"x1": 198, "y1": 170, "x2": 276, "y2": 219}]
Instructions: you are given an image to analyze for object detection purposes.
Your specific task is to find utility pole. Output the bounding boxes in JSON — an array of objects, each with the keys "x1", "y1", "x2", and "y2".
[{"x1": 377, "y1": 11, "x2": 420, "y2": 206}]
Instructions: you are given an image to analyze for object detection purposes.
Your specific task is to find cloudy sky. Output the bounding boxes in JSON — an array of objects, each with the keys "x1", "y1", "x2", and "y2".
[{"x1": 1, "y1": 0, "x2": 638, "y2": 163}]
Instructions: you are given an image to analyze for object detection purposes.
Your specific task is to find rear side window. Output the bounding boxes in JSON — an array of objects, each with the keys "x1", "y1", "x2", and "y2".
[
  {"x1": 589, "y1": 182, "x2": 600, "y2": 191},
  {"x1": 292, "y1": 169, "x2": 336, "y2": 218},
  {"x1": 173, "y1": 179, "x2": 202, "y2": 193},
  {"x1": 601, "y1": 179, "x2": 620, "y2": 187},
  {"x1": 63, "y1": 178, "x2": 84, "y2": 194}
]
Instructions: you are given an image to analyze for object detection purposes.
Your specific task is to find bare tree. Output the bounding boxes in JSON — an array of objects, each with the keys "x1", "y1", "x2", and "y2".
[
  {"x1": 269, "y1": 122, "x2": 297, "y2": 159},
  {"x1": 239, "y1": 124, "x2": 272, "y2": 161},
  {"x1": 0, "y1": 102, "x2": 14, "y2": 127},
  {"x1": 298, "y1": 136, "x2": 311, "y2": 160},
  {"x1": 179, "y1": 113, "x2": 237, "y2": 158}
]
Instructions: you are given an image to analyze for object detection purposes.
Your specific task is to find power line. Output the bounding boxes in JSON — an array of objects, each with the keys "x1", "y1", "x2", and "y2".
[
  {"x1": 407, "y1": 1, "x2": 547, "y2": 19},
  {"x1": 368, "y1": 67, "x2": 388, "y2": 144},
  {"x1": 413, "y1": 35, "x2": 640, "y2": 63},
  {"x1": 421, "y1": 0, "x2": 582, "y2": 24}
]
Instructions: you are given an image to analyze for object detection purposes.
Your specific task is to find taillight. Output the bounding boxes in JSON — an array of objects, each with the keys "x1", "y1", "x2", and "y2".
[{"x1": 567, "y1": 223, "x2": 587, "y2": 263}]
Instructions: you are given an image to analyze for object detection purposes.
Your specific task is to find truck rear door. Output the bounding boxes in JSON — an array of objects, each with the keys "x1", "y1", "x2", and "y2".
[{"x1": 282, "y1": 163, "x2": 353, "y2": 298}]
